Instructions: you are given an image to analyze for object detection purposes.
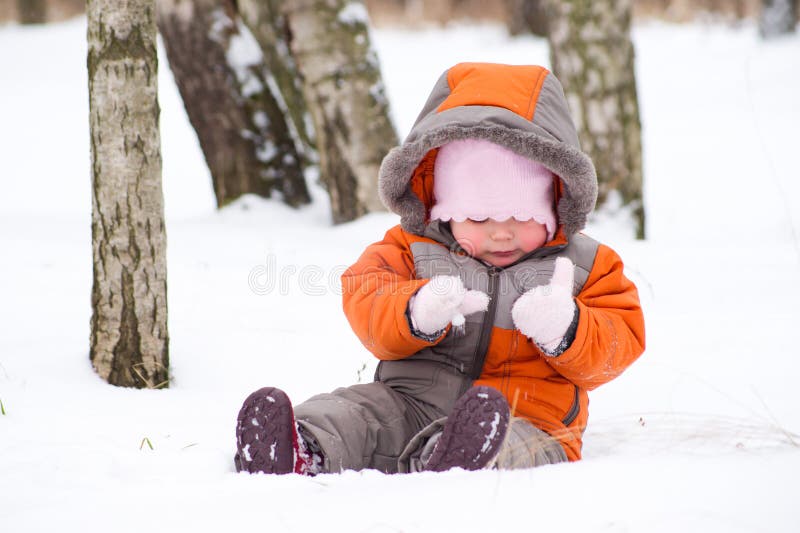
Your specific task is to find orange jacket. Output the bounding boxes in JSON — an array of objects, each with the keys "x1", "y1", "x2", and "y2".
[
  {"x1": 342, "y1": 225, "x2": 644, "y2": 460},
  {"x1": 342, "y1": 63, "x2": 646, "y2": 460}
]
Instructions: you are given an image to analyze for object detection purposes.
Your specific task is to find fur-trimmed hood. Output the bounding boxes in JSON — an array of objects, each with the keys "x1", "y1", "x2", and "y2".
[{"x1": 378, "y1": 63, "x2": 597, "y2": 238}]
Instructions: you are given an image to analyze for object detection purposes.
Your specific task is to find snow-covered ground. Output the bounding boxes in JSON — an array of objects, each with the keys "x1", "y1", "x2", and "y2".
[{"x1": 2, "y1": 16, "x2": 800, "y2": 533}]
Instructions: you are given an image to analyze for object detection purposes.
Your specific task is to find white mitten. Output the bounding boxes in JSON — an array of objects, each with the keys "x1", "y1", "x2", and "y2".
[
  {"x1": 409, "y1": 276, "x2": 490, "y2": 336},
  {"x1": 511, "y1": 257, "x2": 577, "y2": 354}
]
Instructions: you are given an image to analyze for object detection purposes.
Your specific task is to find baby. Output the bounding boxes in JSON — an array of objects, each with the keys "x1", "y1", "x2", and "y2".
[{"x1": 234, "y1": 62, "x2": 645, "y2": 474}]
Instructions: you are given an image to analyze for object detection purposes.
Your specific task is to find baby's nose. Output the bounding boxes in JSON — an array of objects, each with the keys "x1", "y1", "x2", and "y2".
[{"x1": 490, "y1": 226, "x2": 513, "y2": 240}]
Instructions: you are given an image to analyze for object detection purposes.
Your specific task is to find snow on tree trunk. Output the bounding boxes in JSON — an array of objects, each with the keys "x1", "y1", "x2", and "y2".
[
  {"x1": 282, "y1": 0, "x2": 399, "y2": 224},
  {"x1": 545, "y1": 0, "x2": 645, "y2": 238},
  {"x1": 237, "y1": 0, "x2": 315, "y2": 157},
  {"x1": 759, "y1": 0, "x2": 797, "y2": 38},
  {"x1": 87, "y1": 0, "x2": 169, "y2": 388},
  {"x1": 157, "y1": 0, "x2": 310, "y2": 208}
]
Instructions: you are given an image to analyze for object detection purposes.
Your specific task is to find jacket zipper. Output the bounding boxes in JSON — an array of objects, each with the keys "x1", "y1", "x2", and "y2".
[
  {"x1": 468, "y1": 266, "x2": 501, "y2": 381},
  {"x1": 562, "y1": 385, "x2": 580, "y2": 426}
]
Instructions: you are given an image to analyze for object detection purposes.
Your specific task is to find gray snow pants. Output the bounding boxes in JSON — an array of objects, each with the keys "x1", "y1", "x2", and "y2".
[{"x1": 294, "y1": 382, "x2": 567, "y2": 474}]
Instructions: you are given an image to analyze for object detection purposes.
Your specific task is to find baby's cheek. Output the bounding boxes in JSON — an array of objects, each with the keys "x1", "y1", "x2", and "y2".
[
  {"x1": 454, "y1": 227, "x2": 483, "y2": 255},
  {"x1": 519, "y1": 224, "x2": 548, "y2": 251}
]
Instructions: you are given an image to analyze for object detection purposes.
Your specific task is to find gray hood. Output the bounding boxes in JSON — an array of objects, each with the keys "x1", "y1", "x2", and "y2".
[{"x1": 378, "y1": 63, "x2": 597, "y2": 238}]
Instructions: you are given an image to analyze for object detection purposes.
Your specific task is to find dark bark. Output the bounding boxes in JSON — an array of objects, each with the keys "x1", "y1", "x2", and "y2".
[
  {"x1": 238, "y1": 0, "x2": 316, "y2": 155},
  {"x1": 157, "y1": 0, "x2": 310, "y2": 208}
]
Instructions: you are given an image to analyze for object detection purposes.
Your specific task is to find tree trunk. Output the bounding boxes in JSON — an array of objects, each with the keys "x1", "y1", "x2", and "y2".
[
  {"x1": 18, "y1": 0, "x2": 47, "y2": 24},
  {"x1": 237, "y1": 0, "x2": 316, "y2": 156},
  {"x1": 87, "y1": 0, "x2": 169, "y2": 388},
  {"x1": 505, "y1": 0, "x2": 549, "y2": 37},
  {"x1": 282, "y1": 0, "x2": 399, "y2": 224},
  {"x1": 545, "y1": 0, "x2": 645, "y2": 238},
  {"x1": 759, "y1": 0, "x2": 797, "y2": 37},
  {"x1": 157, "y1": 0, "x2": 311, "y2": 208}
]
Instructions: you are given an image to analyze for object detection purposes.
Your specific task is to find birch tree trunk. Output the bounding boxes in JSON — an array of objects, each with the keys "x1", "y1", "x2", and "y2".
[
  {"x1": 157, "y1": 0, "x2": 310, "y2": 208},
  {"x1": 237, "y1": 0, "x2": 315, "y2": 155},
  {"x1": 282, "y1": 0, "x2": 398, "y2": 223},
  {"x1": 545, "y1": 0, "x2": 645, "y2": 238},
  {"x1": 88, "y1": 0, "x2": 169, "y2": 388}
]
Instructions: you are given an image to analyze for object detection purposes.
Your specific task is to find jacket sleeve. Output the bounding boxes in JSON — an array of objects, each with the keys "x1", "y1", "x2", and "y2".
[
  {"x1": 545, "y1": 244, "x2": 646, "y2": 390},
  {"x1": 341, "y1": 226, "x2": 443, "y2": 360}
]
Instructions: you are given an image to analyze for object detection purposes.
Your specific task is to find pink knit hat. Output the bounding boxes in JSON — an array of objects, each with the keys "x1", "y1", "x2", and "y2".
[{"x1": 430, "y1": 139, "x2": 557, "y2": 240}]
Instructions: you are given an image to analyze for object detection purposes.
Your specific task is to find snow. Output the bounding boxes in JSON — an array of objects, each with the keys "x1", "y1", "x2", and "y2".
[
  {"x1": 481, "y1": 412, "x2": 501, "y2": 453},
  {"x1": 217, "y1": 9, "x2": 266, "y2": 98},
  {"x1": 338, "y1": 2, "x2": 370, "y2": 27},
  {"x1": 1, "y1": 16, "x2": 800, "y2": 533}
]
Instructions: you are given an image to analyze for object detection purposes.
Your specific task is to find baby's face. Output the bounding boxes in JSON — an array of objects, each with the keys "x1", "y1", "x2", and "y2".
[{"x1": 450, "y1": 218, "x2": 548, "y2": 268}]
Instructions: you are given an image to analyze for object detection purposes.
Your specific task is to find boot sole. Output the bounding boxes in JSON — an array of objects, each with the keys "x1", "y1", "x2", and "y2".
[
  {"x1": 425, "y1": 386, "x2": 510, "y2": 472},
  {"x1": 234, "y1": 387, "x2": 295, "y2": 474}
]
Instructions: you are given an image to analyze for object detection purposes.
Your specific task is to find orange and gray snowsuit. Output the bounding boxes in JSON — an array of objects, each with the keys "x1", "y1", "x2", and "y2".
[{"x1": 294, "y1": 63, "x2": 645, "y2": 472}]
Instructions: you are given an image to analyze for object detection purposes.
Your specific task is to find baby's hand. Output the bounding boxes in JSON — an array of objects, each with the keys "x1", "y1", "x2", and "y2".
[
  {"x1": 409, "y1": 276, "x2": 490, "y2": 336},
  {"x1": 511, "y1": 257, "x2": 577, "y2": 354}
]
